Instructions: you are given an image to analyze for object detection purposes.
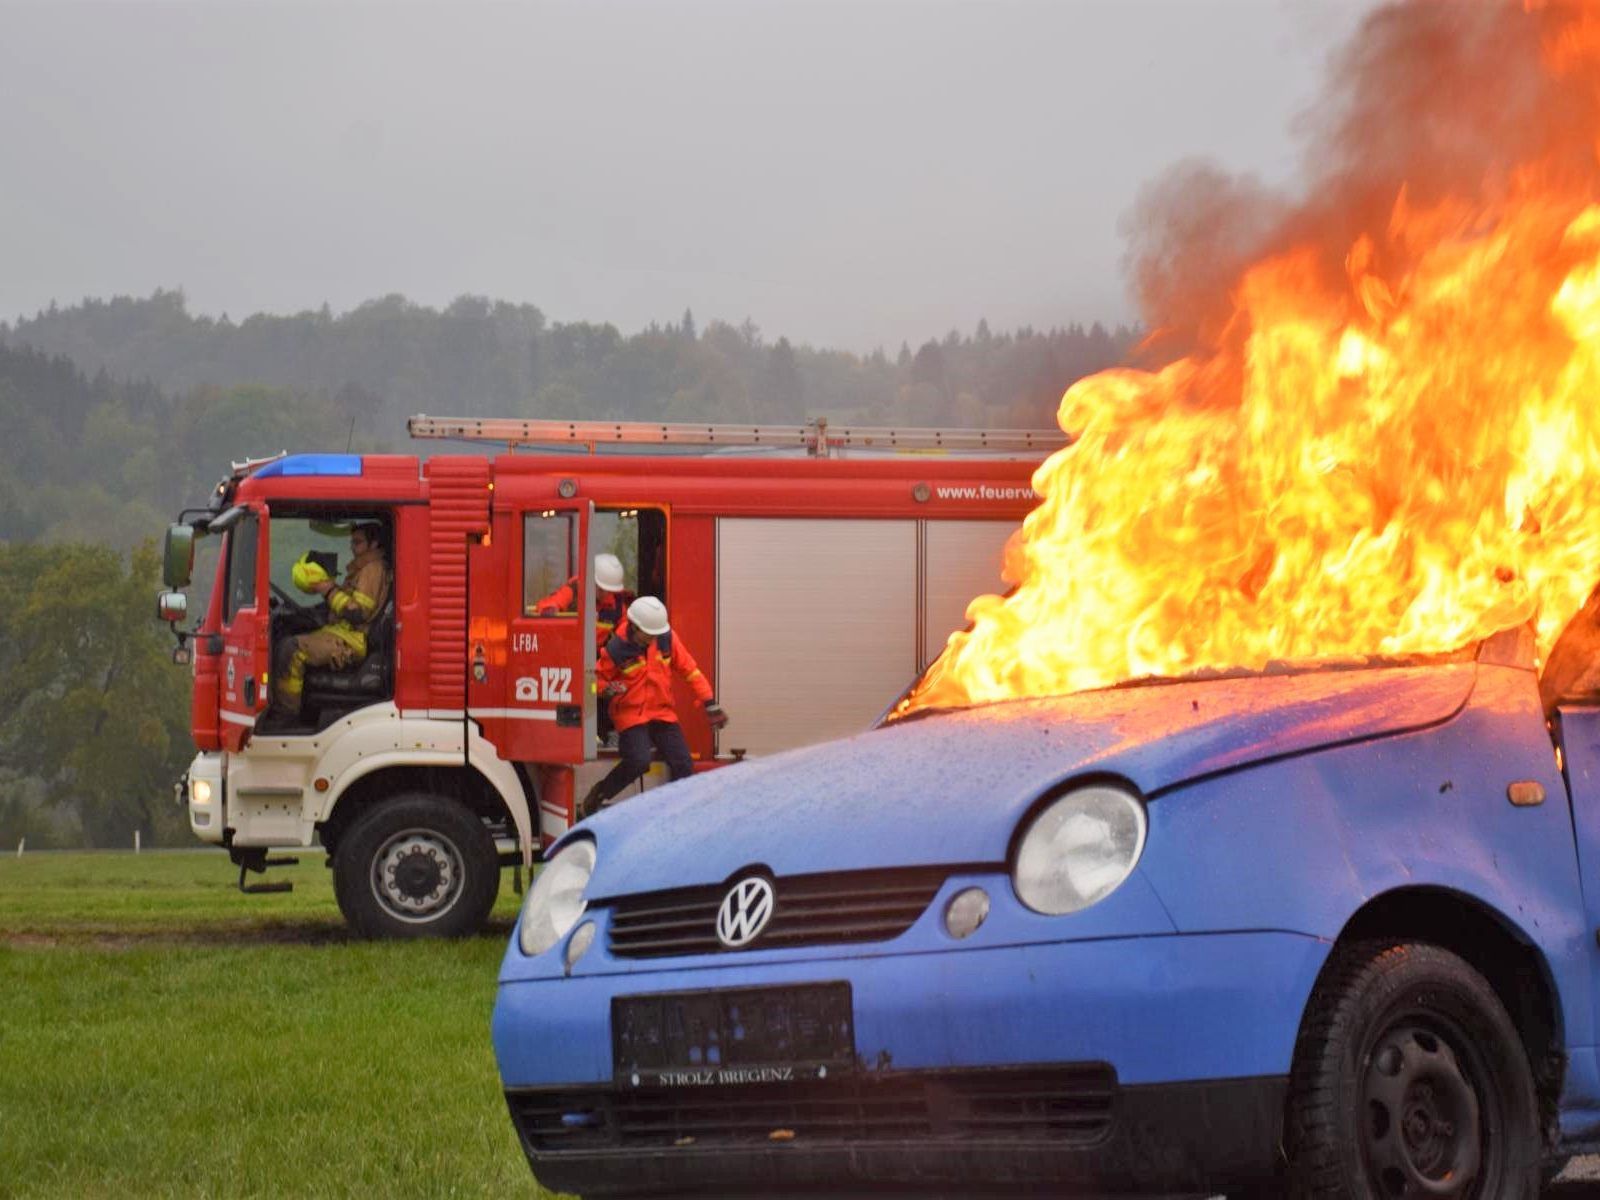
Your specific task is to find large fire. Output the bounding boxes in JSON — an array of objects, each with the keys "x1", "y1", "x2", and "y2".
[{"x1": 908, "y1": 0, "x2": 1600, "y2": 713}]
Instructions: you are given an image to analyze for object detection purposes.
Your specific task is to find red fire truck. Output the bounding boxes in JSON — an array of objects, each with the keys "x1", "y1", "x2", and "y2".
[{"x1": 156, "y1": 416, "x2": 1053, "y2": 937}]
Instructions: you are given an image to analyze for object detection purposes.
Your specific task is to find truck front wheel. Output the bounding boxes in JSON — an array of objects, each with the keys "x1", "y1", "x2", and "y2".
[{"x1": 333, "y1": 793, "x2": 500, "y2": 938}]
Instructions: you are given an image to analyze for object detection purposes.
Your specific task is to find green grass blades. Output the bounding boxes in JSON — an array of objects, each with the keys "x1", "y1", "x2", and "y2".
[{"x1": 0, "y1": 851, "x2": 556, "y2": 1198}]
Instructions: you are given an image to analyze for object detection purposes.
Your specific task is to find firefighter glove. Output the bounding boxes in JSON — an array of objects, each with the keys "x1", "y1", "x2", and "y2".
[
  {"x1": 600, "y1": 681, "x2": 626, "y2": 701},
  {"x1": 704, "y1": 700, "x2": 729, "y2": 729}
]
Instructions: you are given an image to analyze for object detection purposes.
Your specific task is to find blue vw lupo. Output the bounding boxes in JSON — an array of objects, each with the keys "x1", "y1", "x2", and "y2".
[{"x1": 492, "y1": 629, "x2": 1600, "y2": 1198}]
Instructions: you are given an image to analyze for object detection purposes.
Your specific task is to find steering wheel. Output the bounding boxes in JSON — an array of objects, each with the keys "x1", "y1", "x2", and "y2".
[{"x1": 270, "y1": 581, "x2": 315, "y2": 616}]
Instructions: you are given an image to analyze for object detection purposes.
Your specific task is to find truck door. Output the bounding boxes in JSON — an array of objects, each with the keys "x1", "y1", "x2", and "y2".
[
  {"x1": 486, "y1": 502, "x2": 596, "y2": 765},
  {"x1": 216, "y1": 503, "x2": 271, "y2": 751}
]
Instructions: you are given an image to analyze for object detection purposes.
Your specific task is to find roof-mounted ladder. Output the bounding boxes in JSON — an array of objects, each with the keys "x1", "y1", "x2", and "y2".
[{"x1": 407, "y1": 414, "x2": 1062, "y2": 458}]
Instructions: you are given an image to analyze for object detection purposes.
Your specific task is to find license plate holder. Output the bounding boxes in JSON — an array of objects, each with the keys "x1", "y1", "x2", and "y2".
[{"x1": 612, "y1": 982, "x2": 854, "y2": 1088}]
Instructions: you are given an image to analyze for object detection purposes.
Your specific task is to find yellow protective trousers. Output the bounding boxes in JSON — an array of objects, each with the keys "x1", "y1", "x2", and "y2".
[{"x1": 272, "y1": 628, "x2": 366, "y2": 715}]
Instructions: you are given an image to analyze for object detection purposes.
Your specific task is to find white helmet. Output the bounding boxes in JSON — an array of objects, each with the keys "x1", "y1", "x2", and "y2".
[
  {"x1": 627, "y1": 596, "x2": 670, "y2": 637},
  {"x1": 594, "y1": 553, "x2": 626, "y2": 594}
]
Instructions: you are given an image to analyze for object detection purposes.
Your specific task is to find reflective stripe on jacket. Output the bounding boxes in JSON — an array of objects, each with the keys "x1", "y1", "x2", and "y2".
[
  {"x1": 597, "y1": 622, "x2": 713, "y2": 731},
  {"x1": 324, "y1": 550, "x2": 391, "y2": 653}
]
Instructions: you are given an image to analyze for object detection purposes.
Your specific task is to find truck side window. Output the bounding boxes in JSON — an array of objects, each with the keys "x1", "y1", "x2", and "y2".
[
  {"x1": 223, "y1": 514, "x2": 259, "y2": 623},
  {"x1": 267, "y1": 518, "x2": 359, "y2": 599},
  {"x1": 592, "y1": 507, "x2": 668, "y2": 602},
  {"x1": 524, "y1": 512, "x2": 578, "y2": 616}
]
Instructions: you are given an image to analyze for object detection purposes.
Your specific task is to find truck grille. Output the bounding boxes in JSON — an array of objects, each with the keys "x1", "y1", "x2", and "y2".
[
  {"x1": 605, "y1": 867, "x2": 949, "y2": 958},
  {"x1": 507, "y1": 1065, "x2": 1117, "y2": 1153}
]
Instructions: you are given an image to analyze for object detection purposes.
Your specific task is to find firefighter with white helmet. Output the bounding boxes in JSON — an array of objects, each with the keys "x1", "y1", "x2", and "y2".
[
  {"x1": 579, "y1": 595, "x2": 729, "y2": 818},
  {"x1": 595, "y1": 553, "x2": 625, "y2": 593}
]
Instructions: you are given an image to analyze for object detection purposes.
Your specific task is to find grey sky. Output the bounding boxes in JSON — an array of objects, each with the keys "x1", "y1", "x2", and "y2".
[{"x1": 0, "y1": 0, "x2": 1376, "y2": 352}]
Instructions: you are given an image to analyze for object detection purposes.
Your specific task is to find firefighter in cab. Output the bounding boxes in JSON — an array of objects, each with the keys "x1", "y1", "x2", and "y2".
[
  {"x1": 536, "y1": 552, "x2": 635, "y2": 648},
  {"x1": 271, "y1": 522, "x2": 392, "y2": 721},
  {"x1": 580, "y1": 596, "x2": 729, "y2": 818}
]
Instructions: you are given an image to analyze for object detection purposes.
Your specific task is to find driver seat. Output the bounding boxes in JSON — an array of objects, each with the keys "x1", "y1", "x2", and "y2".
[{"x1": 302, "y1": 599, "x2": 395, "y2": 712}]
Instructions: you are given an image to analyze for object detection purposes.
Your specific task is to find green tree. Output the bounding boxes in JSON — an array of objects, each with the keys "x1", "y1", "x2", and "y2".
[
  {"x1": 0, "y1": 543, "x2": 192, "y2": 847},
  {"x1": 761, "y1": 337, "x2": 803, "y2": 418}
]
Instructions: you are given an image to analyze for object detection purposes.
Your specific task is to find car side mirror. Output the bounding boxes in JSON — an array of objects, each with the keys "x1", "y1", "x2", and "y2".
[
  {"x1": 156, "y1": 591, "x2": 188, "y2": 623},
  {"x1": 163, "y1": 524, "x2": 196, "y2": 588}
]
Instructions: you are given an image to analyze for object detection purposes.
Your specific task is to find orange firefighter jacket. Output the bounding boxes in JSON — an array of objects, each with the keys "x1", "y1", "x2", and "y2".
[
  {"x1": 536, "y1": 577, "x2": 635, "y2": 649},
  {"x1": 597, "y1": 622, "x2": 714, "y2": 732},
  {"x1": 322, "y1": 548, "x2": 391, "y2": 656}
]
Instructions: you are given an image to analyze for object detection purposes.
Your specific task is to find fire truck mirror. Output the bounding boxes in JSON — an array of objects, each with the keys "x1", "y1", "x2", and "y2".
[
  {"x1": 156, "y1": 591, "x2": 188, "y2": 624},
  {"x1": 162, "y1": 523, "x2": 196, "y2": 588}
]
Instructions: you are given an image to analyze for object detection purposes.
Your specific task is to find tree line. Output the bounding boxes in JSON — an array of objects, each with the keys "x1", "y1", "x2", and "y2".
[
  {"x1": 3, "y1": 289, "x2": 1137, "y2": 448},
  {"x1": 0, "y1": 290, "x2": 1138, "y2": 845}
]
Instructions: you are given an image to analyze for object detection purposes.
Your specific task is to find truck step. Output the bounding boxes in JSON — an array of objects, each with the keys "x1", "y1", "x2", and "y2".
[{"x1": 233, "y1": 851, "x2": 300, "y2": 895}]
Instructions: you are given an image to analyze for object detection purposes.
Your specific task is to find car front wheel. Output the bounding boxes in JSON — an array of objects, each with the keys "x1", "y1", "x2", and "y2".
[
  {"x1": 332, "y1": 793, "x2": 500, "y2": 939},
  {"x1": 1285, "y1": 940, "x2": 1540, "y2": 1199}
]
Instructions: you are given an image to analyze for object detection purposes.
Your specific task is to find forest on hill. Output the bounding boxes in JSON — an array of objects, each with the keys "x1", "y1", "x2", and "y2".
[
  {"x1": 0, "y1": 289, "x2": 1137, "y2": 847},
  {"x1": 4, "y1": 290, "x2": 1135, "y2": 450}
]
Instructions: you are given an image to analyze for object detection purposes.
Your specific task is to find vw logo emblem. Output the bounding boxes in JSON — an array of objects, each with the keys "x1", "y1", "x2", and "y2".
[{"x1": 716, "y1": 876, "x2": 775, "y2": 948}]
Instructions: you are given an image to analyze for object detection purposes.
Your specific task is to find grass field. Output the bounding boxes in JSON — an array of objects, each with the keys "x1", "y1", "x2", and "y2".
[{"x1": 0, "y1": 850, "x2": 549, "y2": 1198}]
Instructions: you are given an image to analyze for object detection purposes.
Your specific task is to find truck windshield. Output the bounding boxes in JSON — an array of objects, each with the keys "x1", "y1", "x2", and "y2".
[{"x1": 591, "y1": 507, "x2": 667, "y2": 600}]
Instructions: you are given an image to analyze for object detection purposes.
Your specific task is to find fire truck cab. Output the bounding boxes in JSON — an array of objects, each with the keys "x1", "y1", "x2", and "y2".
[{"x1": 158, "y1": 417, "x2": 1053, "y2": 938}]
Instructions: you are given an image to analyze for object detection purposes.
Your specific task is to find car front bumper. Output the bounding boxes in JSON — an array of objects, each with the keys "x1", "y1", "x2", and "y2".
[
  {"x1": 492, "y1": 928, "x2": 1327, "y2": 1195},
  {"x1": 505, "y1": 1070, "x2": 1287, "y2": 1197}
]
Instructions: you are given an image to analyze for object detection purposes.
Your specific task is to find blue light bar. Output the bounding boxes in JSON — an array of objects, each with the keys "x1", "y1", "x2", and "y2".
[{"x1": 253, "y1": 454, "x2": 364, "y2": 479}]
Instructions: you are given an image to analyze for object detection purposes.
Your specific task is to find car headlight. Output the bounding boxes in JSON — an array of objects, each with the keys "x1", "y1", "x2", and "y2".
[
  {"x1": 519, "y1": 838, "x2": 597, "y2": 957},
  {"x1": 1013, "y1": 784, "x2": 1147, "y2": 915}
]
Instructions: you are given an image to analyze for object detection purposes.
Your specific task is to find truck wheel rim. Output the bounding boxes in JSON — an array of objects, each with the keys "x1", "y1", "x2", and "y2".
[
  {"x1": 370, "y1": 828, "x2": 464, "y2": 924},
  {"x1": 1360, "y1": 1019, "x2": 1484, "y2": 1198}
]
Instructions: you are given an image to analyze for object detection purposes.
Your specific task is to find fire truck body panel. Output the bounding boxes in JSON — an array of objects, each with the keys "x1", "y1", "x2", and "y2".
[
  {"x1": 170, "y1": 437, "x2": 1044, "y2": 935},
  {"x1": 205, "y1": 449, "x2": 1038, "y2": 750},
  {"x1": 710, "y1": 517, "x2": 1017, "y2": 754},
  {"x1": 186, "y1": 704, "x2": 533, "y2": 857}
]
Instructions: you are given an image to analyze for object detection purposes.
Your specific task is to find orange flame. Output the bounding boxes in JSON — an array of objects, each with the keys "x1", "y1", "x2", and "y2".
[{"x1": 908, "y1": 1, "x2": 1600, "y2": 713}]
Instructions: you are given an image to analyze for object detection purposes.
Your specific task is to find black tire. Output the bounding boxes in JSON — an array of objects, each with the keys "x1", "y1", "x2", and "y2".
[
  {"x1": 1285, "y1": 940, "x2": 1540, "y2": 1199},
  {"x1": 332, "y1": 792, "x2": 500, "y2": 939}
]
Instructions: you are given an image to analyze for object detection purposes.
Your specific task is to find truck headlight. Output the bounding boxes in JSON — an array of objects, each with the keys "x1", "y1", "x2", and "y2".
[
  {"x1": 1013, "y1": 784, "x2": 1147, "y2": 915},
  {"x1": 191, "y1": 779, "x2": 213, "y2": 806},
  {"x1": 519, "y1": 839, "x2": 597, "y2": 957}
]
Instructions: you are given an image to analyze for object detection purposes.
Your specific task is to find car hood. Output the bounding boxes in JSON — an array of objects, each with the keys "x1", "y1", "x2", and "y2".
[{"x1": 580, "y1": 662, "x2": 1477, "y2": 899}]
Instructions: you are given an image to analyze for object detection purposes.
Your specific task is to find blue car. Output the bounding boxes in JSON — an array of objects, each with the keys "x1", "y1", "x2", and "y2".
[{"x1": 492, "y1": 629, "x2": 1600, "y2": 1197}]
